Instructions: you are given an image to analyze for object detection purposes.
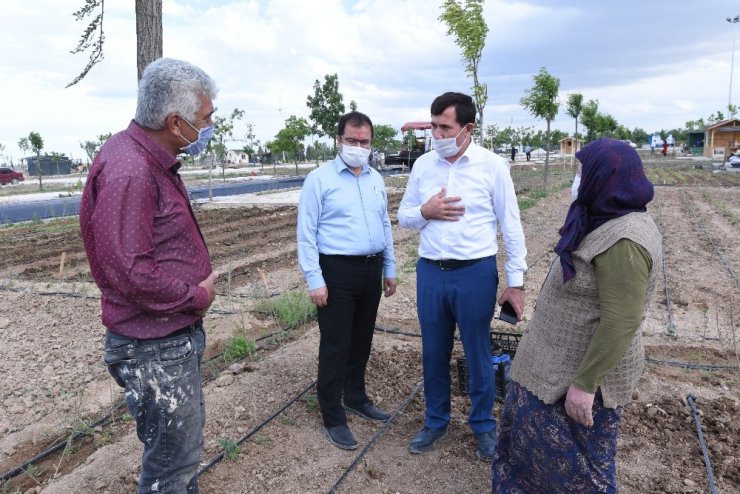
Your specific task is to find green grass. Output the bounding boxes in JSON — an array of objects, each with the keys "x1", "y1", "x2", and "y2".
[
  {"x1": 279, "y1": 416, "x2": 296, "y2": 426},
  {"x1": 256, "y1": 291, "x2": 316, "y2": 328},
  {"x1": 304, "y1": 393, "x2": 319, "y2": 413},
  {"x1": 253, "y1": 435, "x2": 271, "y2": 447},
  {"x1": 222, "y1": 335, "x2": 257, "y2": 361},
  {"x1": 218, "y1": 438, "x2": 241, "y2": 461}
]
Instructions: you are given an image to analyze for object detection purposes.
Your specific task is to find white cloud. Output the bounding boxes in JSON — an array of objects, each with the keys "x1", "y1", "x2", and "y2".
[{"x1": 0, "y1": 0, "x2": 738, "y2": 164}]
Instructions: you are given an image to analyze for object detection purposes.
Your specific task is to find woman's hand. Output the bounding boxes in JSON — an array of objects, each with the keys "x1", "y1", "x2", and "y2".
[{"x1": 565, "y1": 384, "x2": 595, "y2": 427}]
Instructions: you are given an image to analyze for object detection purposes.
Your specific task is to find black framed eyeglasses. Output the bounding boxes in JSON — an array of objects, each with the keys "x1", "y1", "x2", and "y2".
[{"x1": 341, "y1": 137, "x2": 372, "y2": 147}]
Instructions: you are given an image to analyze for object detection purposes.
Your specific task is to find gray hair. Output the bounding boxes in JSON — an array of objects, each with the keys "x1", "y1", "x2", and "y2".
[{"x1": 134, "y1": 58, "x2": 218, "y2": 130}]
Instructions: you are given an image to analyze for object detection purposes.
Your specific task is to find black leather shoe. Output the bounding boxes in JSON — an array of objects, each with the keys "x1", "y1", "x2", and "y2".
[
  {"x1": 408, "y1": 426, "x2": 448, "y2": 454},
  {"x1": 343, "y1": 402, "x2": 391, "y2": 422},
  {"x1": 323, "y1": 425, "x2": 358, "y2": 450},
  {"x1": 475, "y1": 431, "x2": 495, "y2": 462}
]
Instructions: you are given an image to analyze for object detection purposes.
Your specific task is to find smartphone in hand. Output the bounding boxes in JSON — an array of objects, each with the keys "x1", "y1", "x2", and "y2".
[{"x1": 497, "y1": 301, "x2": 518, "y2": 325}]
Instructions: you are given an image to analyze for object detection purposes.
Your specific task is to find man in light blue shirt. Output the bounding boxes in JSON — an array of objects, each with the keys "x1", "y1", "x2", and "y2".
[
  {"x1": 297, "y1": 111, "x2": 397, "y2": 450},
  {"x1": 398, "y1": 92, "x2": 527, "y2": 462}
]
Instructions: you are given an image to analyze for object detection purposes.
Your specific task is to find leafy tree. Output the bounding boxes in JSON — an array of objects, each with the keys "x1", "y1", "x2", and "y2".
[
  {"x1": 25, "y1": 132, "x2": 45, "y2": 191},
  {"x1": 79, "y1": 132, "x2": 110, "y2": 164},
  {"x1": 580, "y1": 99, "x2": 599, "y2": 143},
  {"x1": 306, "y1": 141, "x2": 333, "y2": 162},
  {"x1": 306, "y1": 74, "x2": 346, "y2": 151},
  {"x1": 349, "y1": 100, "x2": 358, "y2": 111},
  {"x1": 271, "y1": 115, "x2": 312, "y2": 174},
  {"x1": 632, "y1": 128, "x2": 648, "y2": 146},
  {"x1": 521, "y1": 67, "x2": 560, "y2": 187},
  {"x1": 80, "y1": 140, "x2": 98, "y2": 163},
  {"x1": 565, "y1": 92, "x2": 583, "y2": 165},
  {"x1": 68, "y1": 0, "x2": 162, "y2": 86},
  {"x1": 439, "y1": 0, "x2": 488, "y2": 136},
  {"x1": 372, "y1": 124, "x2": 400, "y2": 153},
  {"x1": 210, "y1": 108, "x2": 245, "y2": 185}
]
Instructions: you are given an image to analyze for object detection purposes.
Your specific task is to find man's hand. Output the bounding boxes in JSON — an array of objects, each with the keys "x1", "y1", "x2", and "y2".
[
  {"x1": 309, "y1": 286, "x2": 329, "y2": 307},
  {"x1": 384, "y1": 278, "x2": 397, "y2": 297},
  {"x1": 420, "y1": 187, "x2": 465, "y2": 221},
  {"x1": 565, "y1": 383, "x2": 595, "y2": 427},
  {"x1": 497, "y1": 287, "x2": 525, "y2": 320},
  {"x1": 196, "y1": 271, "x2": 218, "y2": 316}
]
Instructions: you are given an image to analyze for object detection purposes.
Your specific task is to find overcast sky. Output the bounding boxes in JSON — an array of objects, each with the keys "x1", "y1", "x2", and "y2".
[{"x1": 1, "y1": 0, "x2": 738, "y2": 162}]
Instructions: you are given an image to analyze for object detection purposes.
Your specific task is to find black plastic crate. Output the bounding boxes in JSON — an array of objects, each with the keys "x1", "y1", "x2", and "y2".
[
  {"x1": 457, "y1": 331, "x2": 521, "y2": 398},
  {"x1": 490, "y1": 331, "x2": 521, "y2": 356}
]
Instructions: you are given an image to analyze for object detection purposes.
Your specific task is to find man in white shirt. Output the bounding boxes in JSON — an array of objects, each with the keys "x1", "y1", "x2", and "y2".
[{"x1": 398, "y1": 92, "x2": 527, "y2": 462}]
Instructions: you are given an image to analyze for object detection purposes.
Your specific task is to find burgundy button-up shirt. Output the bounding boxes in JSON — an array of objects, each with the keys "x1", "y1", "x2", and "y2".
[{"x1": 80, "y1": 121, "x2": 212, "y2": 339}]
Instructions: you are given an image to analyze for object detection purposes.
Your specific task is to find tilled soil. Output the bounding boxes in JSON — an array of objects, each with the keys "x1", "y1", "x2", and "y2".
[{"x1": 0, "y1": 164, "x2": 738, "y2": 494}]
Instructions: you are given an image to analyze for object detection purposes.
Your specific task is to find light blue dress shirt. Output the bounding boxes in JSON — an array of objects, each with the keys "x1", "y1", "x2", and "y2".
[{"x1": 297, "y1": 156, "x2": 396, "y2": 290}]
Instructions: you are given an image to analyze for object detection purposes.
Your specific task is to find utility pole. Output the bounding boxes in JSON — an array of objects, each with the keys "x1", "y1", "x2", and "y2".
[{"x1": 727, "y1": 16, "x2": 740, "y2": 116}]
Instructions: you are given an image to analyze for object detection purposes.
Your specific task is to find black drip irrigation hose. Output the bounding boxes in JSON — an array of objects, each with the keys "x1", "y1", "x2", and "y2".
[
  {"x1": 0, "y1": 283, "x2": 101, "y2": 300},
  {"x1": 374, "y1": 324, "x2": 421, "y2": 338},
  {"x1": 326, "y1": 381, "x2": 424, "y2": 494},
  {"x1": 0, "y1": 325, "x2": 296, "y2": 483},
  {"x1": 686, "y1": 394, "x2": 719, "y2": 494},
  {"x1": 684, "y1": 195, "x2": 739, "y2": 286},
  {"x1": 655, "y1": 195, "x2": 676, "y2": 336},
  {"x1": 0, "y1": 410, "x2": 116, "y2": 482},
  {"x1": 198, "y1": 379, "x2": 317, "y2": 477},
  {"x1": 645, "y1": 356, "x2": 740, "y2": 372}
]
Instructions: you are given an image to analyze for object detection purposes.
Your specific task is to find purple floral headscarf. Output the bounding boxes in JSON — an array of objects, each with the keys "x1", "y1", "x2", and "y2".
[{"x1": 554, "y1": 138, "x2": 654, "y2": 282}]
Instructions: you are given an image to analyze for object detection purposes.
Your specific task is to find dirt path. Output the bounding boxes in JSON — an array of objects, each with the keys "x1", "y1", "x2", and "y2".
[{"x1": 0, "y1": 166, "x2": 738, "y2": 493}]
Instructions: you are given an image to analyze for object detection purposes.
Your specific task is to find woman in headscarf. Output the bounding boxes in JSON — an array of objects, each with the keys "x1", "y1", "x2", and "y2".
[{"x1": 492, "y1": 138, "x2": 662, "y2": 493}]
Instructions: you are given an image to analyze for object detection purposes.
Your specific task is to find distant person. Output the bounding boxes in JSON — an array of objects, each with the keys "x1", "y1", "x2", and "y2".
[
  {"x1": 492, "y1": 138, "x2": 662, "y2": 493},
  {"x1": 297, "y1": 111, "x2": 397, "y2": 450},
  {"x1": 650, "y1": 142, "x2": 656, "y2": 155},
  {"x1": 79, "y1": 58, "x2": 218, "y2": 493},
  {"x1": 524, "y1": 144, "x2": 532, "y2": 162},
  {"x1": 510, "y1": 145, "x2": 517, "y2": 162},
  {"x1": 398, "y1": 92, "x2": 527, "y2": 462},
  {"x1": 661, "y1": 140, "x2": 668, "y2": 157}
]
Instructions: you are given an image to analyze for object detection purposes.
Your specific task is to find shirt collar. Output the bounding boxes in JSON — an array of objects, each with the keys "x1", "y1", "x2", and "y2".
[
  {"x1": 435, "y1": 142, "x2": 476, "y2": 166},
  {"x1": 126, "y1": 120, "x2": 181, "y2": 172},
  {"x1": 331, "y1": 154, "x2": 370, "y2": 175}
]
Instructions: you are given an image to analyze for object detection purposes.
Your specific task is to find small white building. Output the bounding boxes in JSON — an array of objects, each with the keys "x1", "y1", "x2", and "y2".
[{"x1": 226, "y1": 149, "x2": 250, "y2": 165}]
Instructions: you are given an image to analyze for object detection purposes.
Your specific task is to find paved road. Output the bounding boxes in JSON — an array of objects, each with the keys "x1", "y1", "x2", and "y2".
[{"x1": 0, "y1": 168, "x2": 403, "y2": 224}]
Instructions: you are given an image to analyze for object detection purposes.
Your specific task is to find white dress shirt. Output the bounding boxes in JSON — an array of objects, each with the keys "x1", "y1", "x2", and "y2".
[{"x1": 397, "y1": 143, "x2": 527, "y2": 287}]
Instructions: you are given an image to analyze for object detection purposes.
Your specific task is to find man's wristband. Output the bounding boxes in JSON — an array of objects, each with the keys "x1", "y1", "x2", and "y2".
[{"x1": 510, "y1": 285, "x2": 525, "y2": 291}]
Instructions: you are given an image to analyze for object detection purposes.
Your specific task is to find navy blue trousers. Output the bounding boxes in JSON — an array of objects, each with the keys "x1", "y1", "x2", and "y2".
[{"x1": 416, "y1": 256, "x2": 498, "y2": 433}]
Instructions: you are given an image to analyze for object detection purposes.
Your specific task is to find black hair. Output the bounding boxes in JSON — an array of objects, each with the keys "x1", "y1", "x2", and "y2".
[
  {"x1": 337, "y1": 111, "x2": 374, "y2": 138},
  {"x1": 430, "y1": 92, "x2": 476, "y2": 126}
]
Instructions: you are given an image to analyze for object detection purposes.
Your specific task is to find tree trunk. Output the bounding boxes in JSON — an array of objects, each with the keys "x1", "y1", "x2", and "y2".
[
  {"x1": 136, "y1": 0, "x2": 163, "y2": 81},
  {"x1": 544, "y1": 120, "x2": 551, "y2": 190},
  {"x1": 572, "y1": 118, "x2": 579, "y2": 174},
  {"x1": 36, "y1": 154, "x2": 43, "y2": 191}
]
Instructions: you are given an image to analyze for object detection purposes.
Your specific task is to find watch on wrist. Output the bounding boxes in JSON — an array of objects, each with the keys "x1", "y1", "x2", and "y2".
[{"x1": 511, "y1": 285, "x2": 525, "y2": 291}]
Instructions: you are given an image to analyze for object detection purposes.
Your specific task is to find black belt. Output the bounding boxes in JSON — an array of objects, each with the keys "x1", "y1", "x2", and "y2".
[
  {"x1": 421, "y1": 256, "x2": 492, "y2": 271},
  {"x1": 322, "y1": 252, "x2": 383, "y2": 264},
  {"x1": 165, "y1": 320, "x2": 203, "y2": 339}
]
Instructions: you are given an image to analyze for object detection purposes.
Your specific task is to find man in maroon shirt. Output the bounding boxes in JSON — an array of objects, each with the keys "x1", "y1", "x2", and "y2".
[{"x1": 80, "y1": 58, "x2": 218, "y2": 493}]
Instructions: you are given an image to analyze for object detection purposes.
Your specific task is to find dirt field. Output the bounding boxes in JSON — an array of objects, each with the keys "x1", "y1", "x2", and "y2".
[{"x1": 0, "y1": 161, "x2": 738, "y2": 493}]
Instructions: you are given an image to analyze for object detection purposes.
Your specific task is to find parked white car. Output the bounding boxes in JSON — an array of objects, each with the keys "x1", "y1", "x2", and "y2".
[{"x1": 622, "y1": 140, "x2": 638, "y2": 148}]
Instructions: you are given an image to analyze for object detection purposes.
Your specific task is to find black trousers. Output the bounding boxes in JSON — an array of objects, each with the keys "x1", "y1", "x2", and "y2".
[{"x1": 317, "y1": 254, "x2": 383, "y2": 427}]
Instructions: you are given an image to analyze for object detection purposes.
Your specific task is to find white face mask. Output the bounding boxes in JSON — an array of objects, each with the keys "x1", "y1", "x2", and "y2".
[
  {"x1": 433, "y1": 126, "x2": 467, "y2": 158},
  {"x1": 340, "y1": 144, "x2": 371, "y2": 168},
  {"x1": 571, "y1": 174, "x2": 581, "y2": 201}
]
